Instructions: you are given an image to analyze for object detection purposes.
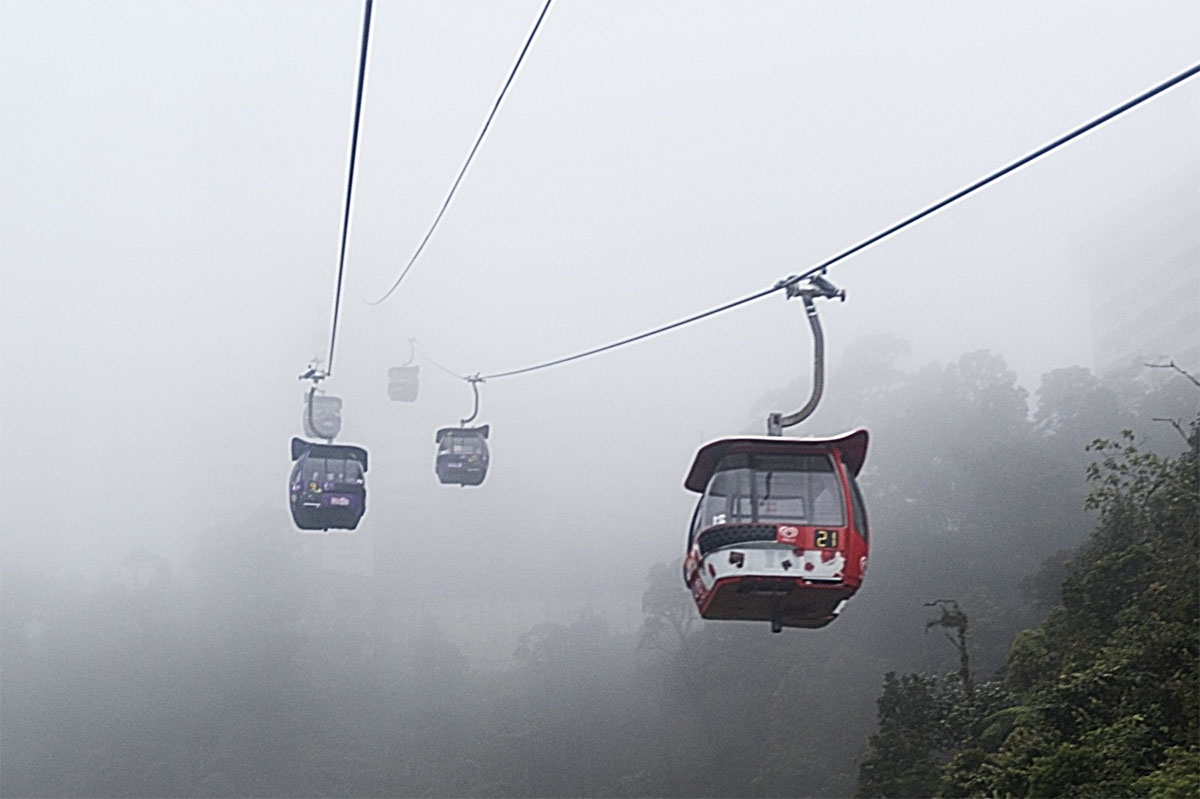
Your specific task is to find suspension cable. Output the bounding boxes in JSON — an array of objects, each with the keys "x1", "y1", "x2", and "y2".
[
  {"x1": 367, "y1": 0, "x2": 554, "y2": 306},
  {"x1": 326, "y1": 0, "x2": 374, "y2": 376},
  {"x1": 417, "y1": 61, "x2": 1200, "y2": 385},
  {"x1": 414, "y1": 342, "x2": 470, "y2": 381},
  {"x1": 773, "y1": 60, "x2": 1200, "y2": 293},
  {"x1": 481, "y1": 283, "x2": 785, "y2": 380}
]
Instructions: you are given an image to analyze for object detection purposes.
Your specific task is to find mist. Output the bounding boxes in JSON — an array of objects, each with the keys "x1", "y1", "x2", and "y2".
[{"x1": 2, "y1": 1, "x2": 1198, "y2": 797}]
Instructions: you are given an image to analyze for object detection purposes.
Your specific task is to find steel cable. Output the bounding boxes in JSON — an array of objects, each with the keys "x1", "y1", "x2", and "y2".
[
  {"x1": 367, "y1": 0, "x2": 554, "y2": 306},
  {"x1": 326, "y1": 0, "x2": 374, "y2": 375}
]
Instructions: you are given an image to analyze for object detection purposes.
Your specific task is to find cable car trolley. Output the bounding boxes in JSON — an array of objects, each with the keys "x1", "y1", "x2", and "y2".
[
  {"x1": 388, "y1": 366, "x2": 420, "y2": 402},
  {"x1": 682, "y1": 273, "x2": 871, "y2": 632},
  {"x1": 435, "y1": 375, "x2": 490, "y2": 486},
  {"x1": 435, "y1": 425, "x2": 490, "y2": 486},
  {"x1": 289, "y1": 437, "x2": 369, "y2": 531},
  {"x1": 388, "y1": 339, "x2": 420, "y2": 402},
  {"x1": 683, "y1": 430, "x2": 869, "y2": 631}
]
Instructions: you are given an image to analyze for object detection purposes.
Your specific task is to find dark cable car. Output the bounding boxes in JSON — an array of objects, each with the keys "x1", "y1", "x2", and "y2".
[
  {"x1": 682, "y1": 273, "x2": 870, "y2": 632},
  {"x1": 289, "y1": 437, "x2": 368, "y2": 531},
  {"x1": 683, "y1": 430, "x2": 869, "y2": 631},
  {"x1": 435, "y1": 425, "x2": 489, "y2": 486},
  {"x1": 388, "y1": 339, "x2": 419, "y2": 402},
  {"x1": 436, "y1": 376, "x2": 489, "y2": 486}
]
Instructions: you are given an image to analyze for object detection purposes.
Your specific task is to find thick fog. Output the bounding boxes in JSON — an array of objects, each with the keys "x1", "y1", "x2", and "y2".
[{"x1": 2, "y1": 1, "x2": 1198, "y2": 796}]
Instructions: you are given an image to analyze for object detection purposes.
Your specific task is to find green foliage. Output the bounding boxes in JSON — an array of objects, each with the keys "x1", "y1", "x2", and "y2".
[
  {"x1": 857, "y1": 672, "x2": 946, "y2": 798},
  {"x1": 1132, "y1": 746, "x2": 1200, "y2": 799},
  {"x1": 859, "y1": 413, "x2": 1199, "y2": 798}
]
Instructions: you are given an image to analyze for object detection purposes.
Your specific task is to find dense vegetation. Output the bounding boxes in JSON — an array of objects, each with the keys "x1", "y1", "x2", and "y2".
[
  {"x1": 858, "y1": 416, "x2": 1199, "y2": 799},
  {"x1": 2, "y1": 346, "x2": 1195, "y2": 797}
]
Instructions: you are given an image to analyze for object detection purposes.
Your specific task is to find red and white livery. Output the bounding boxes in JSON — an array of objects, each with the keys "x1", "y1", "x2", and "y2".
[{"x1": 682, "y1": 429, "x2": 870, "y2": 632}]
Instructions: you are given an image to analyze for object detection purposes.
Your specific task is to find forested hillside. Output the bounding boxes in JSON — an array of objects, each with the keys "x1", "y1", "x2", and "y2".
[
  {"x1": 2, "y1": 349, "x2": 1195, "y2": 798},
  {"x1": 858, "y1": 413, "x2": 1199, "y2": 799}
]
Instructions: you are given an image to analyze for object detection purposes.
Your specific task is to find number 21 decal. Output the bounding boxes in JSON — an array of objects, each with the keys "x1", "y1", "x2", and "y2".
[{"x1": 814, "y1": 530, "x2": 839, "y2": 548}]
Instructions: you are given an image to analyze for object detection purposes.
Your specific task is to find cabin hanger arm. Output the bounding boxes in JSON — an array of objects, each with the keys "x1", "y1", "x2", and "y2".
[{"x1": 767, "y1": 274, "x2": 845, "y2": 436}]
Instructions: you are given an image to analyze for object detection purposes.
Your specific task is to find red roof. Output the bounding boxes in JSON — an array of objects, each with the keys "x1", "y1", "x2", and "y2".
[{"x1": 684, "y1": 428, "x2": 869, "y2": 492}]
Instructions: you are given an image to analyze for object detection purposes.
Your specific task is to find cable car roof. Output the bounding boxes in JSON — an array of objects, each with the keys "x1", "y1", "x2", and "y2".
[
  {"x1": 290, "y1": 437, "x2": 369, "y2": 470},
  {"x1": 684, "y1": 428, "x2": 868, "y2": 492},
  {"x1": 436, "y1": 424, "x2": 489, "y2": 443}
]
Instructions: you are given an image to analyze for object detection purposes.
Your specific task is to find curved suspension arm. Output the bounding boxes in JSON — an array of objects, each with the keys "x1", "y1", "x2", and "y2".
[
  {"x1": 767, "y1": 277, "x2": 843, "y2": 436},
  {"x1": 461, "y1": 376, "x2": 483, "y2": 426}
]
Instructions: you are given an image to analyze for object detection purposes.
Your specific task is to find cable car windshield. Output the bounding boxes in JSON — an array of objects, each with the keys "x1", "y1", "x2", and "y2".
[
  {"x1": 441, "y1": 435, "x2": 484, "y2": 455},
  {"x1": 702, "y1": 453, "x2": 844, "y2": 527},
  {"x1": 302, "y1": 457, "x2": 363, "y2": 483}
]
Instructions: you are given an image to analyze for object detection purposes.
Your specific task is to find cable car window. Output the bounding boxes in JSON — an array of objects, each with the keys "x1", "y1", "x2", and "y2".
[
  {"x1": 700, "y1": 453, "x2": 845, "y2": 527},
  {"x1": 450, "y1": 437, "x2": 483, "y2": 455},
  {"x1": 848, "y1": 475, "x2": 869, "y2": 542},
  {"x1": 703, "y1": 468, "x2": 751, "y2": 526},
  {"x1": 688, "y1": 499, "x2": 704, "y2": 546},
  {"x1": 751, "y1": 471, "x2": 809, "y2": 522},
  {"x1": 306, "y1": 457, "x2": 326, "y2": 481}
]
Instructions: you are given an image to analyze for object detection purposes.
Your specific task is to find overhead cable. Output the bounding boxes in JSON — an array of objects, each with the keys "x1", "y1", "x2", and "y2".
[
  {"x1": 480, "y1": 283, "x2": 785, "y2": 380},
  {"x1": 414, "y1": 342, "x2": 470, "y2": 381},
  {"x1": 776, "y1": 60, "x2": 1200, "y2": 293},
  {"x1": 367, "y1": 0, "x2": 554, "y2": 306},
  {"x1": 458, "y1": 60, "x2": 1199, "y2": 382},
  {"x1": 326, "y1": 0, "x2": 374, "y2": 376}
]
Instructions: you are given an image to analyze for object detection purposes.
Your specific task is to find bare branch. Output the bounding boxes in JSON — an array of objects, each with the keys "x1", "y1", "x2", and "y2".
[
  {"x1": 1151, "y1": 417, "x2": 1189, "y2": 443},
  {"x1": 1145, "y1": 360, "x2": 1200, "y2": 389}
]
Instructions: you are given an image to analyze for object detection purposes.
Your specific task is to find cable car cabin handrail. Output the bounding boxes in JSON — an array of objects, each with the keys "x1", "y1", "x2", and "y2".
[
  {"x1": 684, "y1": 429, "x2": 868, "y2": 492},
  {"x1": 290, "y1": 437, "x2": 369, "y2": 470},
  {"x1": 435, "y1": 424, "x2": 489, "y2": 444}
]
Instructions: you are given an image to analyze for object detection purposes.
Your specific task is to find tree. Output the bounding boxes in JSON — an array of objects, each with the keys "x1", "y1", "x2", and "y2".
[{"x1": 637, "y1": 561, "x2": 696, "y2": 652}]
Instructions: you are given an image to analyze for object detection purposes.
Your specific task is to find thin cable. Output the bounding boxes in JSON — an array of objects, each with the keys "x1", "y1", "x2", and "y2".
[
  {"x1": 779, "y1": 60, "x2": 1200, "y2": 291},
  {"x1": 327, "y1": 0, "x2": 374, "y2": 376},
  {"x1": 480, "y1": 283, "x2": 783, "y2": 380},
  {"x1": 440, "y1": 61, "x2": 1200, "y2": 384},
  {"x1": 367, "y1": 0, "x2": 554, "y2": 306},
  {"x1": 414, "y1": 343, "x2": 470, "y2": 381}
]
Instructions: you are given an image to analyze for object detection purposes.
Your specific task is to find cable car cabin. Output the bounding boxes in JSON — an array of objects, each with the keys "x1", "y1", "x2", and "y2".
[
  {"x1": 289, "y1": 437, "x2": 368, "y2": 531},
  {"x1": 682, "y1": 429, "x2": 869, "y2": 632},
  {"x1": 388, "y1": 365, "x2": 419, "y2": 402},
  {"x1": 303, "y1": 393, "x2": 342, "y2": 440},
  {"x1": 435, "y1": 425, "x2": 489, "y2": 486}
]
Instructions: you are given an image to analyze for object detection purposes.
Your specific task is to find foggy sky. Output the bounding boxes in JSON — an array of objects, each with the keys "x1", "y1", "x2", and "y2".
[{"x1": 2, "y1": 1, "x2": 1197, "y2": 650}]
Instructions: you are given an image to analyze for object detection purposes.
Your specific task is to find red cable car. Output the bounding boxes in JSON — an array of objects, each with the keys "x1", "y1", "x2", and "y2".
[{"x1": 682, "y1": 429, "x2": 869, "y2": 632}]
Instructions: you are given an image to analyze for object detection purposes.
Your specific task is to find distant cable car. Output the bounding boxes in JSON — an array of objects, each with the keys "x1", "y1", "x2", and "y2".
[
  {"x1": 682, "y1": 430, "x2": 869, "y2": 631},
  {"x1": 435, "y1": 425, "x2": 490, "y2": 486},
  {"x1": 303, "y1": 391, "x2": 342, "y2": 440},
  {"x1": 289, "y1": 437, "x2": 368, "y2": 531},
  {"x1": 388, "y1": 366, "x2": 419, "y2": 402},
  {"x1": 436, "y1": 376, "x2": 489, "y2": 486},
  {"x1": 388, "y1": 339, "x2": 420, "y2": 402}
]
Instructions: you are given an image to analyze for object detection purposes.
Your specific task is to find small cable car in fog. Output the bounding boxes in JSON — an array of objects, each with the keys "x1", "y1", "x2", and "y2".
[
  {"x1": 302, "y1": 391, "x2": 343, "y2": 440},
  {"x1": 435, "y1": 425, "x2": 489, "y2": 486},
  {"x1": 289, "y1": 437, "x2": 369, "y2": 530},
  {"x1": 388, "y1": 365, "x2": 420, "y2": 402},
  {"x1": 388, "y1": 340, "x2": 420, "y2": 402},
  {"x1": 683, "y1": 430, "x2": 869, "y2": 632}
]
